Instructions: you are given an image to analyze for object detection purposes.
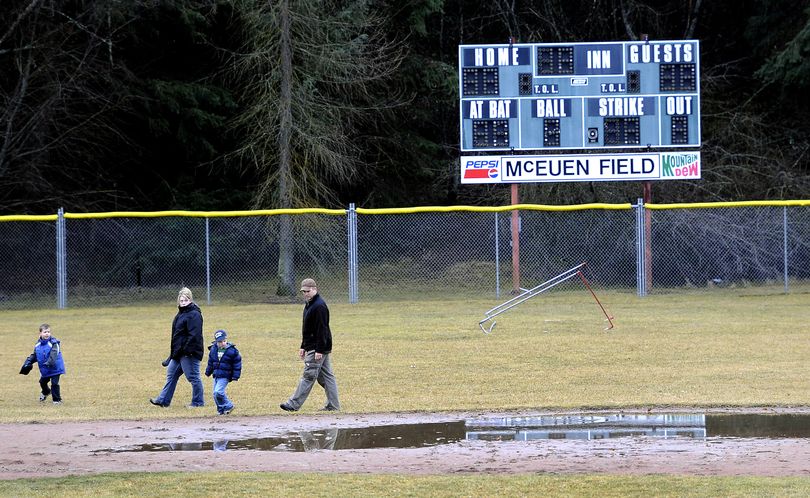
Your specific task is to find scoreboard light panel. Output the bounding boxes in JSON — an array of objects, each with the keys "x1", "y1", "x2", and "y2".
[{"x1": 459, "y1": 40, "x2": 700, "y2": 151}]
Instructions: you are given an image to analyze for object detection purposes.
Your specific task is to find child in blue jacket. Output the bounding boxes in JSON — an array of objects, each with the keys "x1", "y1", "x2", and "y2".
[
  {"x1": 19, "y1": 324, "x2": 66, "y2": 404},
  {"x1": 204, "y1": 329, "x2": 242, "y2": 415}
]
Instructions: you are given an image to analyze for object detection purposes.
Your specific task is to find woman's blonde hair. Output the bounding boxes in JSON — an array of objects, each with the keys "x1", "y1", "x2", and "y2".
[{"x1": 177, "y1": 287, "x2": 193, "y2": 305}]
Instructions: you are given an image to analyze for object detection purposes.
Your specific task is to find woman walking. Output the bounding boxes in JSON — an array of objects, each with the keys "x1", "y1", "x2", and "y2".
[{"x1": 149, "y1": 287, "x2": 205, "y2": 408}]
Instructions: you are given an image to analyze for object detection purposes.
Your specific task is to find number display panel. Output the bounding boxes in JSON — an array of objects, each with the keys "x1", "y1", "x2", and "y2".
[{"x1": 459, "y1": 40, "x2": 700, "y2": 152}]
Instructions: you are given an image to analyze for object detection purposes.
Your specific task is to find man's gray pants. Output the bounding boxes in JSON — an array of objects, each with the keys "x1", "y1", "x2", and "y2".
[{"x1": 287, "y1": 350, "x2": 340, "y2": 410}]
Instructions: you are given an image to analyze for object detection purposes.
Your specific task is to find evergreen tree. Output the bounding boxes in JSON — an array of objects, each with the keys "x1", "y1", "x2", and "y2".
[{"x1": 231, "y1": 0, "x2": 405, "y2": 293}]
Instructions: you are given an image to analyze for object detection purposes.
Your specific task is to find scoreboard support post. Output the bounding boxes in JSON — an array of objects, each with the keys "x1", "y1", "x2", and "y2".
[
  {"x1": 511, "y1": 183, "x2": 520, "y2": 293},
  {"x1": 643, "y1": 180, "x2": 653, "y2": 291}
]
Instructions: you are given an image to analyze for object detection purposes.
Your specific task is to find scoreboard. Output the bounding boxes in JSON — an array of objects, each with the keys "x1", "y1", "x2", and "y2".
[{"x1": 459, "y1": 40, "x2": 700, "y2": 152}]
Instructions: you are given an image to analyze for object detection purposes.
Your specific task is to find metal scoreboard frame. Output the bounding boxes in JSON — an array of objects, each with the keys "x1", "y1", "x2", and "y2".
[{"x1": 458, "y1": 40, "x2": 701, "y2": 154}]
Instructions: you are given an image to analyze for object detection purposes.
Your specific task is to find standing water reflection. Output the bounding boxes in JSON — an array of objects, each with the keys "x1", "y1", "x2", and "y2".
[{"x1": 105, "y1": 413, "x2": 810, "y2": 453}]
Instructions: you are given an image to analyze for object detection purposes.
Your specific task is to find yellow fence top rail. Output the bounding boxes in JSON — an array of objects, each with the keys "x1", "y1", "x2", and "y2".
[
  {"x1": 0, "y1": 214, "x2": 58, "y2": 221},
  {"x1": 354, "y1": 203, "x2": 632, "y2": 214},
  {"x1": 1, "y1": 200, "x2": 809, "y2": 221},
  {"x1": 646, "y1": 200, "x2": 810, "y2": 209},
  {"x1": 62, "y1": 208, "x2": 346, "y2": 219}
]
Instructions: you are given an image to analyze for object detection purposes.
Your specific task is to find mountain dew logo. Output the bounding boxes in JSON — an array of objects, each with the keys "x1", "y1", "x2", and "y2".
[{"x1": 661, "y1": 152, "x2": 700, "y2": 178}]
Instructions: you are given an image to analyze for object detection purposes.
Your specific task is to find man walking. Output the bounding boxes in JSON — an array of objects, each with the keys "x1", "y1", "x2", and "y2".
[{"x1": 280, "y1": 278, "x2": 340, "y2": 412}]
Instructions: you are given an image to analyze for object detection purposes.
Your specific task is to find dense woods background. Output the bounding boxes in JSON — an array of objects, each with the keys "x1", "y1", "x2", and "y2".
[{"x1": 1, "y1": 0, "x2": 808, "y2": 214}]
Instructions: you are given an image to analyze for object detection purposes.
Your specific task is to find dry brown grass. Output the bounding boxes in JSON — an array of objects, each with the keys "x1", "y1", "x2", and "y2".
[
  {"x1": 1, "y1": 472, "x2": 810, "y2": 497},
  {"x1": 3, "y1": 288, "x2": 809, "y2": 423}
]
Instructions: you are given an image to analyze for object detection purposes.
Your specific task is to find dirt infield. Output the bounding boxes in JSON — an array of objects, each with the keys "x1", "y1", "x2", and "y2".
[{"x1": 3, "y1": 408, "x2": 810, "y2": 479}]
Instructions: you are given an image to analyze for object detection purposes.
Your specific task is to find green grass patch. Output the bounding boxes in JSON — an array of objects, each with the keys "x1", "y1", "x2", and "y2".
[
  {"x1": 2, "y1": 290, "x2": 810, "y2": 422},
  {"x1": 1, "y1": 472, "x2": 809, "y2": 497}
]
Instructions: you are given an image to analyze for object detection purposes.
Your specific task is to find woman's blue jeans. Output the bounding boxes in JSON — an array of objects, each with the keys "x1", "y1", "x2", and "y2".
[{"x1": 154, "y1": 355, "x2": 204, "y2": 406}]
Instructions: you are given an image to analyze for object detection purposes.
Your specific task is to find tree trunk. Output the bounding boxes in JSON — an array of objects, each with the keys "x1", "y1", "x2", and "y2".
[{"x1": 275, "y1": 0, "x2": 295, "y2": 296}]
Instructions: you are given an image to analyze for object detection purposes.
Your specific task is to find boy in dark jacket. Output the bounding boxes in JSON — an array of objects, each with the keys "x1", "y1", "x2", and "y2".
[
  {"x1": 19, "y1": 324, "x2": 66, "y2": 404},
  {"x1": 204, "y1": 329, "x2": 242, "y2": 415}
]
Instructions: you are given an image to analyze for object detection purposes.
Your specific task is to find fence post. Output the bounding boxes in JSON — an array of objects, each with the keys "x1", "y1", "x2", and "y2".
[
  {"x1": 635, "y1": 198, "x2": 647, "y2": 297},
  {"x1": 494, "y1": 212, "x2": 500, "y2": 299},
  {"x1": 56, "y1": 207, "x2": 67, "y2": 309},
  {"x1": 205, "y1": 217, "x2": 211, "y2": 305},
  {"x1": 783, "y1": 206, "x2": 789, "y2": 294},
  {"x1": 347, "y1": 203, "x2": 359, "y2": 303}
]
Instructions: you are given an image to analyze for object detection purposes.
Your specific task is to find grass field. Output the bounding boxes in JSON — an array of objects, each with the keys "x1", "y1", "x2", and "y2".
[
  {"x1": 1, "y1": 473, "x2": 810, "y2": 498},
  {"x1": 2, "y1": 288, "x2": 810, "y2": 495}
]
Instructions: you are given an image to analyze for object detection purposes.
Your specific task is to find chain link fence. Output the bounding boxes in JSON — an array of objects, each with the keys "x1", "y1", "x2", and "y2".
[
  {"x1": 0, "y1": 202, "x2": 808, "y2": 309},
  {"x1": 0, "y1": 219, "x2": 56, "y2": 306},
  {"x1": 649, "y1": 205, "x2": 810, "y2": 290}
]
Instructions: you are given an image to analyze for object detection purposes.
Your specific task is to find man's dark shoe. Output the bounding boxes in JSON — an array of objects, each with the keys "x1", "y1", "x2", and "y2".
[
  {"x1": 161, "y1": 358, "x2": 171, "y2": 367},
  {"x1": 279, "y1": 402, "x2": 297, "y2": 412},
  {"x1": 149, "y1": 398, "x2": 167, "y2": 407},
  {"x1": 318, "y1": 406, "x2": 339, "y2": 412}
]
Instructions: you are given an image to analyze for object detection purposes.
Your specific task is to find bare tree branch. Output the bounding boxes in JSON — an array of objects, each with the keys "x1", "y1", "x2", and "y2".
[
  {"x1": 619, "y1": 0, "x2": 638, "y2": 40},
  {"x1": 685, "y1": 0, "x2": 703, "y2": 38},
  {"x1": 0, "y1": 0, "x2": 43, "y2": 48},
  {"x1": 0, "y1": 52, "x2": 31, "y2": 176}
]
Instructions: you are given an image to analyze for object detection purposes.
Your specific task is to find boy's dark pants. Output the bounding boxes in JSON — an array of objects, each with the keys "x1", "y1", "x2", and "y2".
[{"x1": 40, "y1": 375, "x2": 61, "y2": 402}]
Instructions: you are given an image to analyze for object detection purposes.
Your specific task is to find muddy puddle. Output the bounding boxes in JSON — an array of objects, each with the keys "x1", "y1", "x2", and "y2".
[{"x1": 103, "y1": 412, "x2": 810, "y2": 453}]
